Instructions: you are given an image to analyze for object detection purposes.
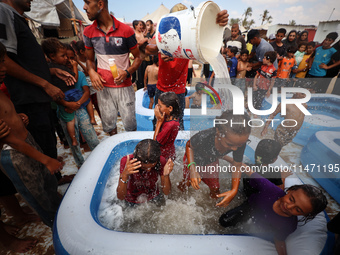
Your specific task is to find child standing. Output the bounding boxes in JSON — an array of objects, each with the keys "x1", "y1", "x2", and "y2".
[
  {"x1": 154, "y1": 92, "x2": 180, "y2": 161},
  {"x1": 252, "y1": 51, "x2": 277, "y2": 110},
  {"x1": 41, "y1": 38, "x2": 89, "y2": 146},
  {"x1": 186, "y1": 83, "x2": 205, "y2": 109},
  {"x1": 295, "y1": 42, "x2": 315, "y2": 78},
  {"x1": 219, "y1": 169, "x2": 327, "y2": 255},
  {"x1": 291, "y1": 42, "x2": 307, "y2": 78},
  {"x1": 117, "y1": 139, "x2": 174, "y2": 205},
  {"x1": 270, "y1": 28, "x2": 287, "y2": 63},
  {"x1": 236, "y1": 49, "x2": 252, "y2": 93},
  {"x1": 227, "y1": 46, "x2": 238, "y2": 79},
  {"x1": 144, "y1": 55, "x2": 159, "y2": 109},
  {"x1": 277, "y1": 46, "x2": 297, "y2": 79}
]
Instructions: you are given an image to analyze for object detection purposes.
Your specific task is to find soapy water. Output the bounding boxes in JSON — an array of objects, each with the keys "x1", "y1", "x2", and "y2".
[{"x1": 98, "y1": 147, "x2": 251, "y2": 235}]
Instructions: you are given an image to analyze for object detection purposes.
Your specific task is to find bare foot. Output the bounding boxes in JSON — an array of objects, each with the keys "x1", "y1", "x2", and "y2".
[
  {"x1": 6, "y1": 236, "x2": 37, "y2": 253},
  {"x1": 3, "y1": 224, "x2": 19, "y2": 236},
  {"x1": 57, "y1": 174, "x2": 75, "y2": 186}
]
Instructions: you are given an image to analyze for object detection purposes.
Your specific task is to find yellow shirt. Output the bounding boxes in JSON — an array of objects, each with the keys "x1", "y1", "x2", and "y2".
[{"x1": 296, "y1": 54, "x2": 312, "y2": 78}]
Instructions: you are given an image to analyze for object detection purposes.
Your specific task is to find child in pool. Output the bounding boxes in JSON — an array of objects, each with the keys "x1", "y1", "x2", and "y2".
[
  {"x1": 219, "y1": 167, "x2": 327, "y2": 255},
  {"x1": 41, "y1": 38, "x2": 90, "y2": 146},
  {"x1": 209, "y1": 94, "x2": 221, "y2": 109},
  {"x1": 117, "y1": 139, "x2": 174, "y2": 205},
  {"x1": 154, "y1": 92, "x2": 180, "y2": 161},
  {"x1": 178, "y1": 110, "x2": 251, "y2": 206},
  {"x1": 185, "y1": 83, "x2": 205, "y2": 109}
]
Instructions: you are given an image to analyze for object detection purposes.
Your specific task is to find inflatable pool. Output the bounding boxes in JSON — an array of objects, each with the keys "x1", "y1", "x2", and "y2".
[
  {"x1": 53, "y1": 131, "x2": 329, "y2": 255},
  {"x1": 135, "y1": 88, "x2": 221, "y2": 131},
  {"x1": 301, "y1": 131, "x2": 340, "y2": 204},
  {"x1": 261, "y1": 94, "x2": 340, "y2": 146}
]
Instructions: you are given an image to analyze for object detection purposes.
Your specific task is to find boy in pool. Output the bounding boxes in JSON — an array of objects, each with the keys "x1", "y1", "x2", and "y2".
[
  {"x1": 219, "y1": 166, "x2": 327, "y2": 255},
  {"x1": 117, "y1": 139, "x2": 174, "y2": 205},
  {"x1": 261, "y1": 92, "x2": 307, "y2": 147},
  {"x1": 178, "y1": 110, "x2": 251, "y2": 206},
  {"x1": 185, "y1": 83, "x2": 205, "y2": 109}
]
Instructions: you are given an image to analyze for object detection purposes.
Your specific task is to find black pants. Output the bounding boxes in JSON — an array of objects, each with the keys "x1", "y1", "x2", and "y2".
[{"x1": 219, "y1": 201, "x2": 252, "y2": 228}]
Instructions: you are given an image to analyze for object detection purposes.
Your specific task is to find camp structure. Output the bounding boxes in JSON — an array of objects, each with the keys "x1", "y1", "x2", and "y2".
[
  {"x1": 266, "y1": 24, "x2": 317, "y2": 42},
  {"x1": 314, "y1": 20, "x2": 340, "y2": 44},
  {"x1": 141, "y1": 4, "x2": 169, "y2": 24}
]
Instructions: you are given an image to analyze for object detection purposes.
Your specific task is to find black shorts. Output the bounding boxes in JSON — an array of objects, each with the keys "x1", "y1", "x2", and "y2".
[{"x1": 147, "y1": 84, "x2": 156, "y2": 98}]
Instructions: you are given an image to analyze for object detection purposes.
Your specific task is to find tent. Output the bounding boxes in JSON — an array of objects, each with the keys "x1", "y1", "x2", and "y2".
[
  {"x1": 25, "y1": 0, "x2": 90, "y2": 38},
  {"x1": 141, "y1": 4, "x2": 169, "y2": 24}
]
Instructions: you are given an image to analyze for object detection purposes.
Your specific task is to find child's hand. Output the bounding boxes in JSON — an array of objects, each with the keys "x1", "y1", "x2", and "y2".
[
  {"x1": 190, "y1": 171, "x2": 201, "y2": 190},
  {"x1": 18, "y1": 113, "x2": 29, "y2": 127},
  {"x1": 246, "y1": 66, "x2": 252, "y2": 71},
  {"x1": 122, "y1": 155, "x2": 141, "y2": 178},
  {"x1": 261, "y1": 127, "x2": 268, "y2": 136},
  {"x1": 0, "y1": 120, "x2": 10, "y2": 139},
  {"x1": 265, "y1": 90, "x2": 271, "y2": 98},
  {"x1": 319, "y1": 63, "x2": 329, "y2": 70},
  {"x1": 45, "y1": 157, "x2": 64, "y2": 175},
  {"x1": 216, "y1": 190, "x2": 236, "y2": 207},
  {"x1": 253, "y1": 85, "x2": 258, "y2": 91},
  {"x1": 163, "y1": 158, "x2": 174, "y2": 176},
  {"x1": 154, "y1": 104, "x2": 165, "y2": 122},
  {"x1": 143, "y1": 86, "x2": 147, "y2": 91},
  {"x1": 70, "y1": 59, "x2": 78, "y2": 67}
]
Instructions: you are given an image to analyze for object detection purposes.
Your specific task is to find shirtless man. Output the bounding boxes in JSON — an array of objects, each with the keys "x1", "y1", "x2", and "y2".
[
  {"x1": 144, "y1": 56, "x2": 159, "y2": 109},
  {"x1": 0, "y1": 43, "x2": 62, "y2": 228},
  {"x1": 261, "y1": 92, "x2": 307, "y2": 147}
]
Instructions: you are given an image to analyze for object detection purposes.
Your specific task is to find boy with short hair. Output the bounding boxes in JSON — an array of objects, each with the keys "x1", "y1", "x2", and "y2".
[
  {"x1": 227, "y1": 46, "x2": 238, "y2": 79},
  {"x1": 277, "y1": 46, "x2": 297, "y2": 79},
  {"x1": 144, "y1": 55, "x2": 159, "y2": 109},
  {"x1": 185, "y1": 83, "x2": 205, "y2": 109},
  {"x1": 308, "y1": 32, "x2": 339, "y2": 92},
  {"x1": 252, "y1": 51, "x2": 277, "y2": 110},
  {"x1": 270, "y1": 28, "x2": 287, "y2": 63},
  {"x1": 236, "y1": 49, "x2": 252, "y2": 93}
]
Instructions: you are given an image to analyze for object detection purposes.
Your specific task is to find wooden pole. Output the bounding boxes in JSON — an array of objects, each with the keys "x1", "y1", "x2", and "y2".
[{"x1": 69, "y1": 0, "x2": 78, "y2": 35}]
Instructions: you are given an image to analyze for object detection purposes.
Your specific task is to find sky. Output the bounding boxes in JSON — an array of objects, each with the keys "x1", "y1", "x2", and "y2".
[{"x1": 73, "y1": 0, "x2": 340, "y2": 27}]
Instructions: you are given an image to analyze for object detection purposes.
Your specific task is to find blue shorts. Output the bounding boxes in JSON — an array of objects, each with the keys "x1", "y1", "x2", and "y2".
[{"x1": 147, "y1": 84, "x2": 156, "y2": 98}]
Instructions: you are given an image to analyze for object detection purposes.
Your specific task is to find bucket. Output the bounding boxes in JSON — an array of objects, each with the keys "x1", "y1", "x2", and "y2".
[{"x1": 155, "y1": 1, "x2": 224, "y2": 63}]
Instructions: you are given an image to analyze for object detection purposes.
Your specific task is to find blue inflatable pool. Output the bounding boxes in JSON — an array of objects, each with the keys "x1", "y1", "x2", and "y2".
[
  {"x1": 261, "y1": 94, "x2": 340, "y2": 146},
  {"x1": 301, "y1": 131, "x2": 340, "y2": 204},
  {"x1": 53, "y1": 132, "x2": 329, "y2": 255},
  {"x1": 135, "y1": 88, "x2": 221, "y2": 131}
]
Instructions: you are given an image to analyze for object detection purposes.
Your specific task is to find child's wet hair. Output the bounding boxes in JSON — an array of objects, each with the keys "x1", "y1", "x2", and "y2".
[
  {"x1": 264, "y1": 51, "x2": 277, "y2": 63},
  {"x1": 133, "y1": 139, "x2": 161, "y2": 164},
  {"x1": 158, "y1": 92, "x2": 180, "y2": 118},
  {"x1": 195, "y1": 82, "x2": 205, "y2": 92},
  {"x1": 287, "y1": 184, "x2": 327, "y2": 224},
  {"x1": 0, "y1": 42, "x2": 6, "y2": 59},
  {"x1": 240, "y1": 49, "x2": 249, "y2": 55},
  {"x1": 255, "y1": 139, "x2": 281, "y2": 165},
  {"x1": 215, "y1": 110, "x2": 251, "y2": 136},
  {"x1": 326, "y1": 32, "x2": 338, "y2": 41},
  {"x1": 41, "y1": 38, "x2": 66, "y2": 59}
]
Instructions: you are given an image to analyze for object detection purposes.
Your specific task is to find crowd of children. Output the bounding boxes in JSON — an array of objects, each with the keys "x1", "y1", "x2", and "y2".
[{"x1": 1, "y1": 9, "x2": 339, "y2": 254}]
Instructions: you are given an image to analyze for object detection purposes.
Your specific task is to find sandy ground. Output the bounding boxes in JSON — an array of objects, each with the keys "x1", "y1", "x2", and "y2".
[{"x1": 1, "y1": 86, "x2": 339, "y2": 254}]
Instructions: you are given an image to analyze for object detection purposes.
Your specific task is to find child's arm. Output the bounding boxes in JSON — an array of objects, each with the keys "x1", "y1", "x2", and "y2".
[
  {"x1": 208, "y1": 72, "x2": 215, "y2": 87},
  {"x1": 153, "y1": 104, "x2": 169, "y2": 141},
  {"x1": 274, "y1": 239, "x2": 288, "y2": 255},
  {"x1": 261, "y1": 103, "x2": 281, "y2": 136},
  {"x1": 253, "y1": 73, "x2": 259, "y2": 91},
  {"x1": 144, "y1": 66, "x2": 149, "y2": 91},
  {"x1": 186, "y1": 140, "x2": 201, "y2": 190},
  {"x1": 70, "y1": 59, "x2": 79, "y2": 82},
  {"x1": 76, "y1": 57, "x2": 89, "y2": 76},
  {"x1": 0, "y1": 119, "x2": 11, "y2": 149},
  {"x1": 117, "y1": 155, "x2": 141, "y2": 200},
  {"x1": 266, "y1": 74, "x2": 276, "y2": 98},
  {"x1": 76, "y1": 86, "x2": 90, "y2": 106},
  {"x1": 161, "y1": 158, "x2": 174, "y2": 195},
  {"x1": 1, "y1": 132, "x2": 62, "y2": 174}
]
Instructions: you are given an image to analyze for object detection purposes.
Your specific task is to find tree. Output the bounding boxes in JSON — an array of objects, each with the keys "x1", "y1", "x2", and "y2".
[
  {"x1": 289, "y1": 20, "x2": 296, "y2": 26},
  {"x1": 230, "y1": 18, "x2": 241, "y2": 25},
  {"x1": 242, "y1": 7, "x2": 253, "y2": 29},
  {"x1": 260, "y1": 9, "x2": 273, "y2": 25}
]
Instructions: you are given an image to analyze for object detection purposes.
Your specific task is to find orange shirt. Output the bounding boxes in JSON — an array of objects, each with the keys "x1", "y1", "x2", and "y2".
[{"x1": 277, "y1": 57, "x2": 295, "y2": 78}]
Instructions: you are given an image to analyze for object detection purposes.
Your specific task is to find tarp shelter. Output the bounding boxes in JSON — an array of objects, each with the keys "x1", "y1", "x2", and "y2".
[
  {"x1": 25, "y1": 0, "x2": 90, "y2": 38},
  {"x1": 141, "y1": 4, "x2": 169, "y2": 24},
  {"x1": 314, "y1": 20, "x2": 340, "y2": 44}
]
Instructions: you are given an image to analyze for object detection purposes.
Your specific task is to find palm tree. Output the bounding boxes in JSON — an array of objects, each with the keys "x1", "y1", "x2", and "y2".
[
  {"x1": 230, "y1": 18, "x2": 241, "y2": 25},
  {"x1": 242, "y1": 7, "x2": 253, "y2": 28},
  {"x1": 260, "y1": 9, "x2": 273, "y2": 25},
  {"x1": 289, "y1": 20, "x2": 297, "y2": 26}
]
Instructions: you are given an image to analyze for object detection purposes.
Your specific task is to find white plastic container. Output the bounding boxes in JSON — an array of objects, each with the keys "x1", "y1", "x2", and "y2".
[{"x1": 155, "y1": 1, "x2": 224, "y2": 63}]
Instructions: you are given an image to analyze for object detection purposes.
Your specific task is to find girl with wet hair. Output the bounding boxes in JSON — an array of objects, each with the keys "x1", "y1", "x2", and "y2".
[
  {"x1": 117, "y1": 139, "x2": 174, "y2": 205},
  {"x1": 219, "y1": 167, "x2": 327, "y2": 255},
  {"x1": 178, "y1": 110, "x2": 251, "y2": 206},
  {"x1": 154, "y1": 92, "x2": 180, "y2": 161}
]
